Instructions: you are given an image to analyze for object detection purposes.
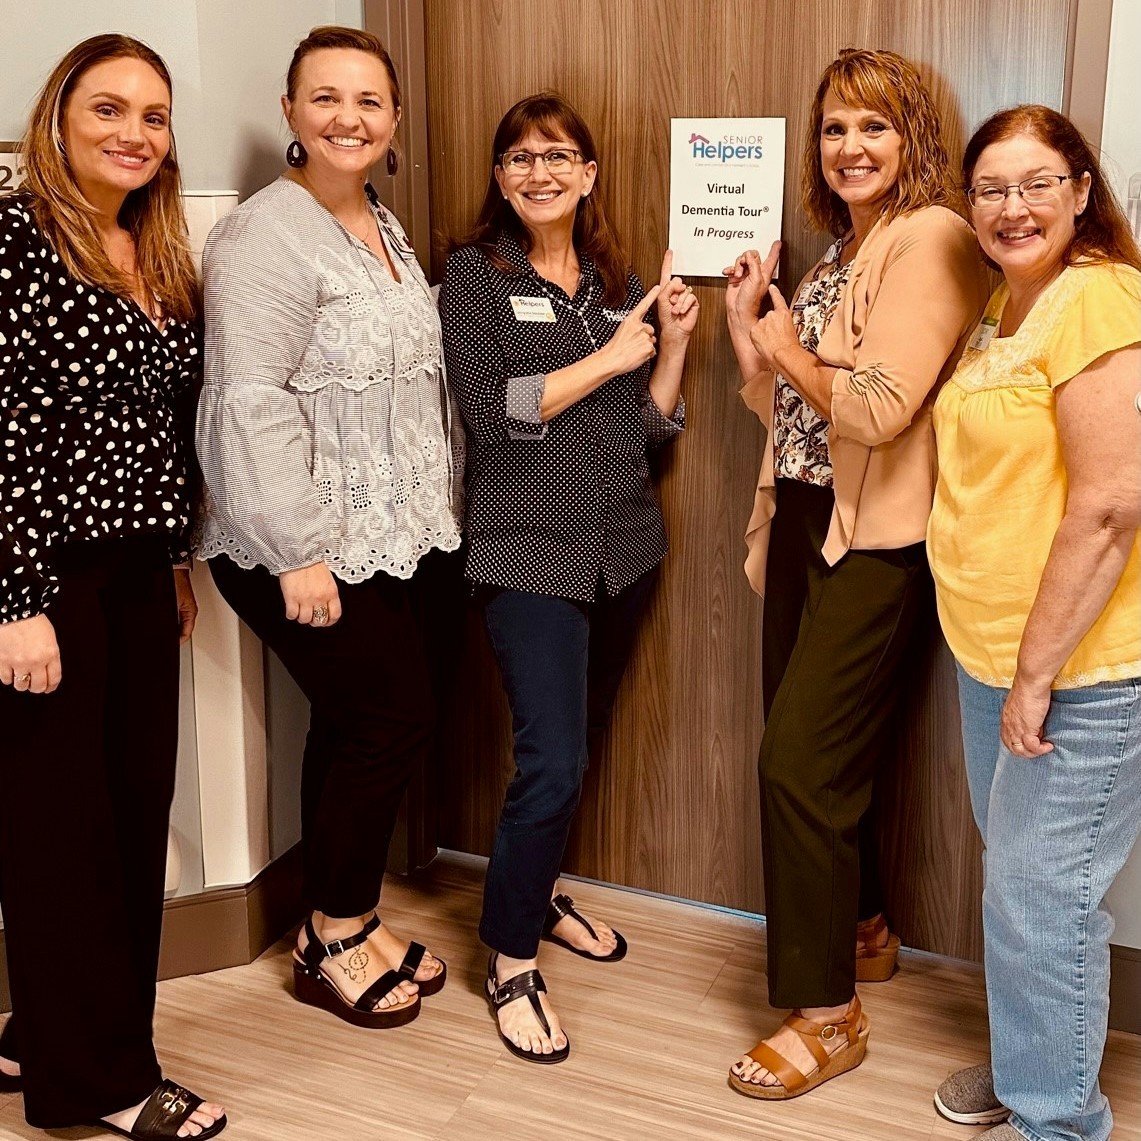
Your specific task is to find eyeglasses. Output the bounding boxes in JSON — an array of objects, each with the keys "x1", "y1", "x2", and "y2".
[
  {"x1": 966, "y1": 174, "x2": 1082, "y2": 210},
  {"x1": 498, "y1": 148, "x2": 583, "y2": 175}
]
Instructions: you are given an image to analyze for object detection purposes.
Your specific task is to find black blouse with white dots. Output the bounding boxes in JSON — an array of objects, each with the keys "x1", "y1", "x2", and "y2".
[
  {"x1": 440, "y1": 234, "x2": 685, "y2": 602},
  {"x1": 0, "y1": 194, "x2": 199, "y2": 622}
]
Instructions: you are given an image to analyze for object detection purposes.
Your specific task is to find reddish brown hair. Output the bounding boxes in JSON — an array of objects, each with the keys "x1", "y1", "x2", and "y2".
[{"x1": 962, "y1": 104, "x2": 1141, "y2": 273}]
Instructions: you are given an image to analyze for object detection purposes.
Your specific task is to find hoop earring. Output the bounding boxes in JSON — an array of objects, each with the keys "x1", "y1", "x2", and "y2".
[
  {"x1": 286, "y1": 139, "x2": 308, "y2": 168},
  {"x1": 386, "y1": 147, "x2": 399, "y2": 176}
]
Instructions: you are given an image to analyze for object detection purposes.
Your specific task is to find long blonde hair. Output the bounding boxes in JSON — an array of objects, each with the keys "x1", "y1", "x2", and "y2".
[{"x1": 17, "y1": 34, "x2": 198, "y2": 323}]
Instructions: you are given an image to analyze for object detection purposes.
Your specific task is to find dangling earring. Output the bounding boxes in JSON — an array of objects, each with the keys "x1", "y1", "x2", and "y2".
[
  {"x1": 286, "y1": 138, "x2": 308, "y2": 168},
  {"x1": 386, "y1": 146, "x2": 399, "y2": 176}
]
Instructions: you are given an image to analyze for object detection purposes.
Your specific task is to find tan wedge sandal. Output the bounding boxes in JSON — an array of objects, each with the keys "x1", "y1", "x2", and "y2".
[
  {"x1": 729, "y1": 995, "x2": 869, "y2": 1100},
  {"x1": 856, "y1": 913, "x2": 901, "y2": 982}
]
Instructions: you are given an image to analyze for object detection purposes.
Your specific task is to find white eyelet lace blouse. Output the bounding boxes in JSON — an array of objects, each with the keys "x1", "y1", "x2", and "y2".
[{"x1": 196, "y1": 178, "x2": 462, "y2": 582}]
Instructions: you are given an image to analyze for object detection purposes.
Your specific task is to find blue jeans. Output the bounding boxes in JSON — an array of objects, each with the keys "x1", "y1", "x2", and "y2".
[
  {"x1": 957, "y1": 666, "x2": 1141, "y2": 1141},
  {"x1": 479, "y1": 572, "x2": 655, "y2": 958}
]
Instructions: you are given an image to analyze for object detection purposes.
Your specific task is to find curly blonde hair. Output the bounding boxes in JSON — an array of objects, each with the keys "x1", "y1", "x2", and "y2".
[{"x1": 802, "y1": 48, "x2": 955, "y2": 237}]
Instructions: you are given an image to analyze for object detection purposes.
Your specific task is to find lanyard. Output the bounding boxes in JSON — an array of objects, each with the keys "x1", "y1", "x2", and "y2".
[{"x1": 533, "y1": 271, "x2": 600, "y2": 350}]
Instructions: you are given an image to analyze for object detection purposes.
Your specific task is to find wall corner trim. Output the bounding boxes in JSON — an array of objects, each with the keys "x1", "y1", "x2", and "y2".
[{"x1": 0, "y1": 844, "x2": 304, "y2": 1014}]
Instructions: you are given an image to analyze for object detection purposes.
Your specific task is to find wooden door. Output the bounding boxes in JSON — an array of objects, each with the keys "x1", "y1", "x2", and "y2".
[{"x1": 406, "y1": 0, "x2": 1074, "y2": 959}]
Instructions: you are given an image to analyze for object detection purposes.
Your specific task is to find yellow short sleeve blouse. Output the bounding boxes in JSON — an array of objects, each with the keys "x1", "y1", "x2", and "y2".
[{"x1": 927, "y1": 261, "x2": 1141, "y2": 689}]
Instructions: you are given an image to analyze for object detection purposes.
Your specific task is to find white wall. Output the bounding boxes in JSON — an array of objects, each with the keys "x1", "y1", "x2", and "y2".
[
  {"x1": 1101, "y1": 0, "x2": 1141, "y2": 950},
  {"x1": 1, "y1": 0, "x2": 362, "y2": 195}
]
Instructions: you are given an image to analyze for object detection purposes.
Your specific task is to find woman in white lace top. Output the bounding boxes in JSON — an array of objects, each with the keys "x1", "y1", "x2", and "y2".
[{"x1": 196, "y1": 25, "x2": 461, "y2": 1032}]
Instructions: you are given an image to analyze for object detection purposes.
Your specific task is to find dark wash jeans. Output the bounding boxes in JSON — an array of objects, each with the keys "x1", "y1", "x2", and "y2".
[{"x1": 478, "y1": 569, "x2": 656, "y2": 959}]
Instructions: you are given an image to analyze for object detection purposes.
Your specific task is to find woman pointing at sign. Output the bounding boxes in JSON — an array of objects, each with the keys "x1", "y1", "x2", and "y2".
[
  {"x1": 441, "y1": 91, "x2": 696, "y2": 1064},
  {"x1": 722, "y1": 49, "x2": 987, "y2": 1098}
]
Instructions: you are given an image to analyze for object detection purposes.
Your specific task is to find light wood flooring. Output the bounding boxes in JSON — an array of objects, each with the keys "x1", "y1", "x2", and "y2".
[{"x1": 1, "y1": 852, "x2": 1137, "y2": 1140}]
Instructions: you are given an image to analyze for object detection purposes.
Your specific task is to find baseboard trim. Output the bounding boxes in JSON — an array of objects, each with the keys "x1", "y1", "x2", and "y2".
[
  {"x1": 0, "y1": 843, "x2": 304, "y2": 1014},
  {"x1": 3, "y1": 850, "x2": 1138, "y2": 1034},
  {"x1": 1110, "y1": 943, "x2": 1141, "y2": 1035}
]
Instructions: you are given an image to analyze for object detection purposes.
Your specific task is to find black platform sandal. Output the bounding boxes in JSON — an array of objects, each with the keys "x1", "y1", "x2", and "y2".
[
  {"x1": 485, "y1": 952, "x2": 570, "y2": 1064},
  {"x1": 541, "y1": 893, "x2": 628, "y2": 962},
  {"x1": 93, "y1": 1079, "x2": 227, "y2": 1140},
  {"x1": 292, "y1": 915, "x2": 420, "y2": 1028},
  {"x1": 399, "y1": 939, "x2": 447, "y2": 998}
]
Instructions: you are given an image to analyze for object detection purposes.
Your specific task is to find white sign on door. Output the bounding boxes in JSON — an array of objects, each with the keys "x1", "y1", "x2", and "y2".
[{"x1": 668, "y1": 118, "x2": 785, "y2": 278}]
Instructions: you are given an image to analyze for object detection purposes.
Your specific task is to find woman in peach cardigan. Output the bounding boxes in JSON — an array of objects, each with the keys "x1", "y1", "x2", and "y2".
[{"x1": 721, "y1": 48, "x2": 987, "y2": 1098}]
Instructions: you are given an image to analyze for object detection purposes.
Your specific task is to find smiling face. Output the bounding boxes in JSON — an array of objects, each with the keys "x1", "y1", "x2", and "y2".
[
  {"x1": 283, "y1": 47, "x2": 399, "y2": 182},
  {"x1": 61, "y1": 56, "x2": 171, "y2": 207},
  {"x1": 968, "y1": 133, "x2": 1090, "y2": 287},
  {"x1": 819, "y1": 90, "x2": 902, "y2": 230},
  {"x1": 494, "y1": 128, "x2": 596, "y2": 240}
]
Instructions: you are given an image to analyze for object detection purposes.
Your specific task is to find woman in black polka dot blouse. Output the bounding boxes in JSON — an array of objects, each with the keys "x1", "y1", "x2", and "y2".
[
  {"x1": 440, "y1": 92, "x2": 698, "y2": 1064},
  {"x1": 0, "y1": 34, "x2": 226, "y2": 1141}
]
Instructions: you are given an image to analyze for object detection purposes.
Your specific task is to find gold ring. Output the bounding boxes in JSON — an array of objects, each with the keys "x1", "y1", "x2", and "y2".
[{"x1": 14, "y1": 673, "x2": 31, "y2": 684}]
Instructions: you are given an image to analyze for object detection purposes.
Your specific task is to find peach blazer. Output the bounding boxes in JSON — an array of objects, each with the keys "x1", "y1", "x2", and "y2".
[{"x1": 739, "y1": 205, "x2": 989, "y2": 596}]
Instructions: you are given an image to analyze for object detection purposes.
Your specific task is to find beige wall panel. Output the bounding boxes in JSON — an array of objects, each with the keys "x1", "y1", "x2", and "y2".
[{"x1": 420, "y1": 0, "x2": 1073, "y2": 952}]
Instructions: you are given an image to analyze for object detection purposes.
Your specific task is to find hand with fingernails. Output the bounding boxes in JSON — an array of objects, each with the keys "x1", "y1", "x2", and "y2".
[
  {"x1": 279, "y1": 561, "x2": 341, "y2": 627},
  {"x1": 599, "y1": 285, "x2": 661, "y2": 376},
  {"x1": 748, "y1": 283, "x2": 801, "y2": 372},
  {"x1": 656, "y1": 249, "x2": 700, "y2": 345},
  {"x1": 723, "y1": 240, "x2": 782, "y2": 340},
  {"x1": 1000, "y1": 674, "x2": 1054, "y2": 756}
]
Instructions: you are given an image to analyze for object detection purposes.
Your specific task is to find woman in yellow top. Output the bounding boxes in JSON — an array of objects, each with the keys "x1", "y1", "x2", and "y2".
[{"x1": 928, "y1": 106, "x2": 1141, "y2": 1141}]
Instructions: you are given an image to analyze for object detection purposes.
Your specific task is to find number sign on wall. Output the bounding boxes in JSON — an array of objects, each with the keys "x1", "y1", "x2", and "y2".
[{"x1": 0, "y1": 143, "x2": 24, "y2": 192}]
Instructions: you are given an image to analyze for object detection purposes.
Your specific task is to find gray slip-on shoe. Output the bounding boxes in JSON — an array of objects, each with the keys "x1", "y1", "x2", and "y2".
[
  {"x1": 976, "y1": 1126, "x2": 1024, "y2": 1140},
  {"x1": 934, "y1": 1063, "x2": 1010, "y2": 1125}
]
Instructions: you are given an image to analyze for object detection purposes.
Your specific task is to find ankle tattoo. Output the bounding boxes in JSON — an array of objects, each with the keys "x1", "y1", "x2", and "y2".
[{"x1": 337, "y1": 948, "x2": 370, "y2": 983}]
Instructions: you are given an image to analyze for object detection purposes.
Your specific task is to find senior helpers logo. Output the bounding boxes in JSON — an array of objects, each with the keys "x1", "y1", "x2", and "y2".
[
  {"x1": 689, "y1": 131, "x2": 765, "y2": 163},
  {"x1": 670, "y1": 117, "x2": 785, "y2": 276}
]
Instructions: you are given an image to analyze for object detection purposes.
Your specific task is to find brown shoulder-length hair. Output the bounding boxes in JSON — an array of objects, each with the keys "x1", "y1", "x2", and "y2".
[
  {"x1": 962, "y1": 104, "x2": 1141, "y2": 273},
  {"x1": 286, "y1": 25, "x2": 401, "y2": 110},
  {"x1": 803, "y1": 48, "x2": 956, "y2": 237},
  {"x1": 17, "y1": 34, "x2": 197, "y2": 324},
  {"x1": 454, "y1": 92, "x2": 630, "y2": 307}
]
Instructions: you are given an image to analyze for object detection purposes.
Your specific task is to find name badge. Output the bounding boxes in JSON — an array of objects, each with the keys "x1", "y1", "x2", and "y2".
[
  {"x1": 791, "y1": 279, "x2": 815, "y2": 313},
  {"x1": 510, "y1": 296, "x2": 556, "y2": 322},
  {"x1": 968, "y1": 316, "x2": 999, "y2": 351},
  {"x1": 601, "y1": 307, "x2": 631, "y2": 322}
]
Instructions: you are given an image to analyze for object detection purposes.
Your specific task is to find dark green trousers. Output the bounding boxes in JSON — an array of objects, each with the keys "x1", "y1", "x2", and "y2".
[{"x1": 760, "y1": 479, "x2": 933, "y2": 1008}]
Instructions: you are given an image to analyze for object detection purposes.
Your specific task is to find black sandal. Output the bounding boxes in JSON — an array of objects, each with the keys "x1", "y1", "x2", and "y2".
[
  {"x1": 541, "y1": 893, "x2": 628, "y2": 962},
  {"x1": 93, "y1": 1079, "x2": 227, "y2": 1140},
  {"x1": 292, "y1": 915, "x2": 420, "y2": 1028},
  {"x1": 485, "y1": 952, "x2": 570, "y2": 1064},
  {"x1": 0, "y1": 1070, "x2": 20, "y2": 1094},
  {"x1": 399, "y1": 939, "x2": 447, "y2": 998}
]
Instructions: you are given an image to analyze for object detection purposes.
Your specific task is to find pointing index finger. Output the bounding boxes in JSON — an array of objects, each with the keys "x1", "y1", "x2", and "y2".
[
  {"x1": 630, "y1": 285, "x2": 661, "y2": 320},
  {"x1": 659, "y1": 249, "x2": 674, "y2": 287},
  {"x1": 767, "y1": 284, "x2": 789, "y2": 310}
]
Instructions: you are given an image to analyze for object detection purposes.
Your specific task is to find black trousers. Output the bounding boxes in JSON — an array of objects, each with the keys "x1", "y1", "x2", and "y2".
[
  {"x1": 759, "y1": 479, "x2": 933, "y2": 1008},
  {"x1": 0, "y1": 539, "x2": 178, "y2": 1127},
  {"x1": 478, "y1": 570, "x2": 655, "y2": 958},
  {"x1": 209, "y1": 555, "x2": 434, "y2": 918}
]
